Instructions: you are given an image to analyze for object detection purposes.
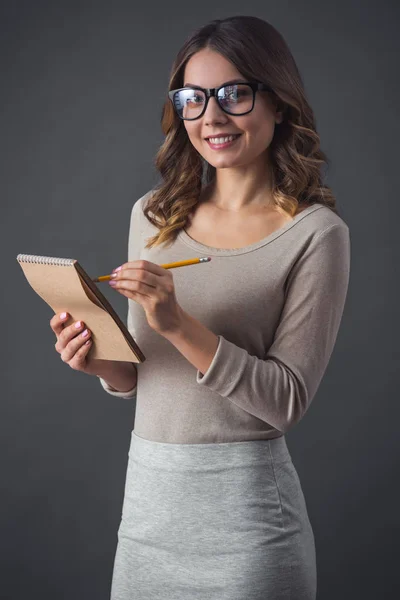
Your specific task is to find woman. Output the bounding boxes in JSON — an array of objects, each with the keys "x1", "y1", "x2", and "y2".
[{"x1": 51, "y1": 15, "x2": 350, "y2": 599}]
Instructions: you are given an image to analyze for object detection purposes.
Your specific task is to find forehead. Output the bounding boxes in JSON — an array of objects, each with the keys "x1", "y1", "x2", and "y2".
[{"x1": 183, "y1": 49, "x2": 245, "y2": 88}]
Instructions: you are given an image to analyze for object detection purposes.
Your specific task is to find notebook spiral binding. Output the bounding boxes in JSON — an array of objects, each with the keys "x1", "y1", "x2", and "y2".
[{"x1": 16, "y1": 254, "x2": 74, "y2": 266}]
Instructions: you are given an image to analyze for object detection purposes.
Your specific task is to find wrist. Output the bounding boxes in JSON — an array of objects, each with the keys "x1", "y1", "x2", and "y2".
[
  {"x1": 95, "y1": 360, "x2": 137, "y2": 393},
  {"x1": 163, "y1": 307, "x2": 190, "y2": 344}
]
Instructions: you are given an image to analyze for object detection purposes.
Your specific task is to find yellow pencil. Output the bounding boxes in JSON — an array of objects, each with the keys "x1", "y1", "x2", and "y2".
[{"x1": 92, "y1": 257, "x2": 212, "y2": 282}]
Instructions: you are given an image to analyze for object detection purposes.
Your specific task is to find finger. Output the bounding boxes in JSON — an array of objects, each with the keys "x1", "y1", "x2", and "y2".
[
  {"x1": 56, "y1": 320, "x2": 86, "y2": 353},
  {"x1": 120, "y1": 259, "x2": 167, "y2": 277},
  {"x1": 60, "y1": 327, "x2": 92, "y2": 364},
  {"x1": 110, "y1": 276, "x2": 153, "y2": 297},
  {"x1": 113, "y1": 288, "x2": 145, "y2": 302},
  {"x1": 67, "y1": 338, "x2": 93, "y2": 371},
  {"x1": 113, "y1": 267, "x2": 158, "y2": 289},
  {"x1": 50, "y1": 311, "x2": 69, "y2": 335}
]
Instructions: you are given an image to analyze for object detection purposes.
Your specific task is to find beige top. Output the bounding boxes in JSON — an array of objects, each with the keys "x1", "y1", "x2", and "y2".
[{"x1": 99, "y1": 190, "x2": 351, "y2": 444}]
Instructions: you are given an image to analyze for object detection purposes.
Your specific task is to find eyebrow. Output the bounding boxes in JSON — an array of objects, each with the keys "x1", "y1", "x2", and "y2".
[{"x1": 183, "y1": 78, "x2": 249, "y2": 88}]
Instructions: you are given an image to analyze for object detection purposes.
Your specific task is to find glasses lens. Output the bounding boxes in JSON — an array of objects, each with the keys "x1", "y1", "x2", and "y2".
[
  {"x1": 172, "y1": 84, "x2": 254, "y2": 119},
  {"x1": 217, "y1": 84, "x2": 254, "y2": 114},
  {"x1": 173, "y1": 88, "x2": 206, "y2": 120}
]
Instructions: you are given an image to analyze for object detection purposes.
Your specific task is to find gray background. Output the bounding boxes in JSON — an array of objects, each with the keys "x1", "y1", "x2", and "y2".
[{"x1": 2, "y1": 1, "x2": 399, "y2": 598}]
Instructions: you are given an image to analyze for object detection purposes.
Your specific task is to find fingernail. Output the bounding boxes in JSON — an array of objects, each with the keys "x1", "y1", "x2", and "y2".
[
  {"x1": 112, "y1": 266, "x2": 122, "y2": 273},
  {"x1": 75, "y1": 321, "x2": 82, "y2": 328},
  {"x1": 108, "y1": 280, "x2": 117, "y2": 286},
  {"x1": 60, "y1": 312, "x2": 67, "y2": 319}
]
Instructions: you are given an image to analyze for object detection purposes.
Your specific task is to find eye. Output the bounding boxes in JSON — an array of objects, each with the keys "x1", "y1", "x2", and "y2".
[
  {"x1": 190, "y1": 94, "x2": 204, "y2": 104},
  {"x1": 220, "y1": 85, "x2": 251, "y2": 104}
]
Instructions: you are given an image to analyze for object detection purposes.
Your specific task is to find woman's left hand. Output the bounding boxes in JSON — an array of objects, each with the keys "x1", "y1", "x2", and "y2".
[{"x1": 108, "y1": 260, "x2": 183, "y2": 337}]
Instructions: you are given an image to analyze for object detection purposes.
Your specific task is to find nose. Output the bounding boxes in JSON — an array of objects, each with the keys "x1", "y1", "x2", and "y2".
[{"x1": 203, "y1": 96, "x2": 229, "y2": 125}]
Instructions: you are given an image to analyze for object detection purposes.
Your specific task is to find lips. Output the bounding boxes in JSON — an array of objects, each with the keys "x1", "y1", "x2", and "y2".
[{"x1": 205, "y1": 135, "x2": 242, "y2": 150}]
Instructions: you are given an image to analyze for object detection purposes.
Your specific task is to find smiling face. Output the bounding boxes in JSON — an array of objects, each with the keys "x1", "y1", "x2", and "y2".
[{"x1": 182, "y1": 48, "x2": 283, "y2": 170}]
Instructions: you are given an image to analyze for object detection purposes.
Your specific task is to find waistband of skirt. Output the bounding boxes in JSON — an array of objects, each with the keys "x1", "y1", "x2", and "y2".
[{"x1": 129, "y1": 431, "x2": 292, "y2": 471}]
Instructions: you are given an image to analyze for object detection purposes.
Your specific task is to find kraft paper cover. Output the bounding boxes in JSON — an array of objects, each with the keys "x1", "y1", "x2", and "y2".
[{"x1": 16, "y1": 255, "x2": 146, "y2": 363}]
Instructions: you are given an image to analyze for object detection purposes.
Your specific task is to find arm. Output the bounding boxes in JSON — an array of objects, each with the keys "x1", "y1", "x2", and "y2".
[
  {"x1": 164, "y1": 224, "x2": 351, "y2": 433},
  {"x1": 96, "y1": 361, "x2": 138, "y2": 398},
  {"x1": 97, "y1": 296, "x2": 139, "y2": 398},
  {"x1": 97, "y1": 194, "x2": 146, "y2": 399}
]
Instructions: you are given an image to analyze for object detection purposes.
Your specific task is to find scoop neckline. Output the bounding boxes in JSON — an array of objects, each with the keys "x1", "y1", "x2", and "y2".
[{"x1": 177, "y1": 203, "x2": 325, "y2": 256}]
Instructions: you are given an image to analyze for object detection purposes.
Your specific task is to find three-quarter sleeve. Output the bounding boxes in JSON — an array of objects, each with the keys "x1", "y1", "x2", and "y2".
[
  {"x1": 98, "y1": 197, "x2": 144, "y2": 399},
  {"x1": 195, "y1": 224, "x2": 351, "y2": 433}
]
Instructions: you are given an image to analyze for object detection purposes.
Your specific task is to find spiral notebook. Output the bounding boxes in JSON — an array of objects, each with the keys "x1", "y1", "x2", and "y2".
[{"x1": 16, "y1": 254, "x2": 146, "y2": 363}]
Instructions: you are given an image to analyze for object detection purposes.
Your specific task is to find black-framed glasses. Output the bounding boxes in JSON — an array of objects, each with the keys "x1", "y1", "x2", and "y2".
[{"x1": 168, "y1": 81, "x2": 273, "y2": 121}]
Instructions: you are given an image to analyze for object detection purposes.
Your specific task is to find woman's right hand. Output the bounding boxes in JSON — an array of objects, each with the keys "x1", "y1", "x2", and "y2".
[{"x1": 50, "y1": 311, "x2": 103, "y2": 376}]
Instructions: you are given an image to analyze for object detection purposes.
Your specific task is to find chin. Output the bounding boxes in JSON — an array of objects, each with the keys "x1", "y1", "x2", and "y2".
[{"x1": 208, "y1": 157, "x2": 242, "y2": 169}]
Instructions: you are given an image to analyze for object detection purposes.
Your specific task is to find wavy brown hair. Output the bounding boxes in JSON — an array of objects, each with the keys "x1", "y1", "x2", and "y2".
[{"x1": 143, "y1": 15, "x2": 337, "y2": 250}]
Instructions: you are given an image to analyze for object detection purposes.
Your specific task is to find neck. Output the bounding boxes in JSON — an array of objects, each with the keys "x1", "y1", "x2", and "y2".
[{"x1": 205, "y1": 153, "x2": 275, "y2": 213}]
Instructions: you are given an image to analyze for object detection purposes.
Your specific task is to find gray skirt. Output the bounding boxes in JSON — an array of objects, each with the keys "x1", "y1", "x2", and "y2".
[{"x1": 110, "y1": 431, "x2": 317, "y2": 600}]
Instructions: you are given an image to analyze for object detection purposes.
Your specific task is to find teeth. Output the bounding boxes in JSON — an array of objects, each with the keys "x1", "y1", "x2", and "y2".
[{"x1": 208, "y1": 135, "x2": 239, "y2": 144}]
